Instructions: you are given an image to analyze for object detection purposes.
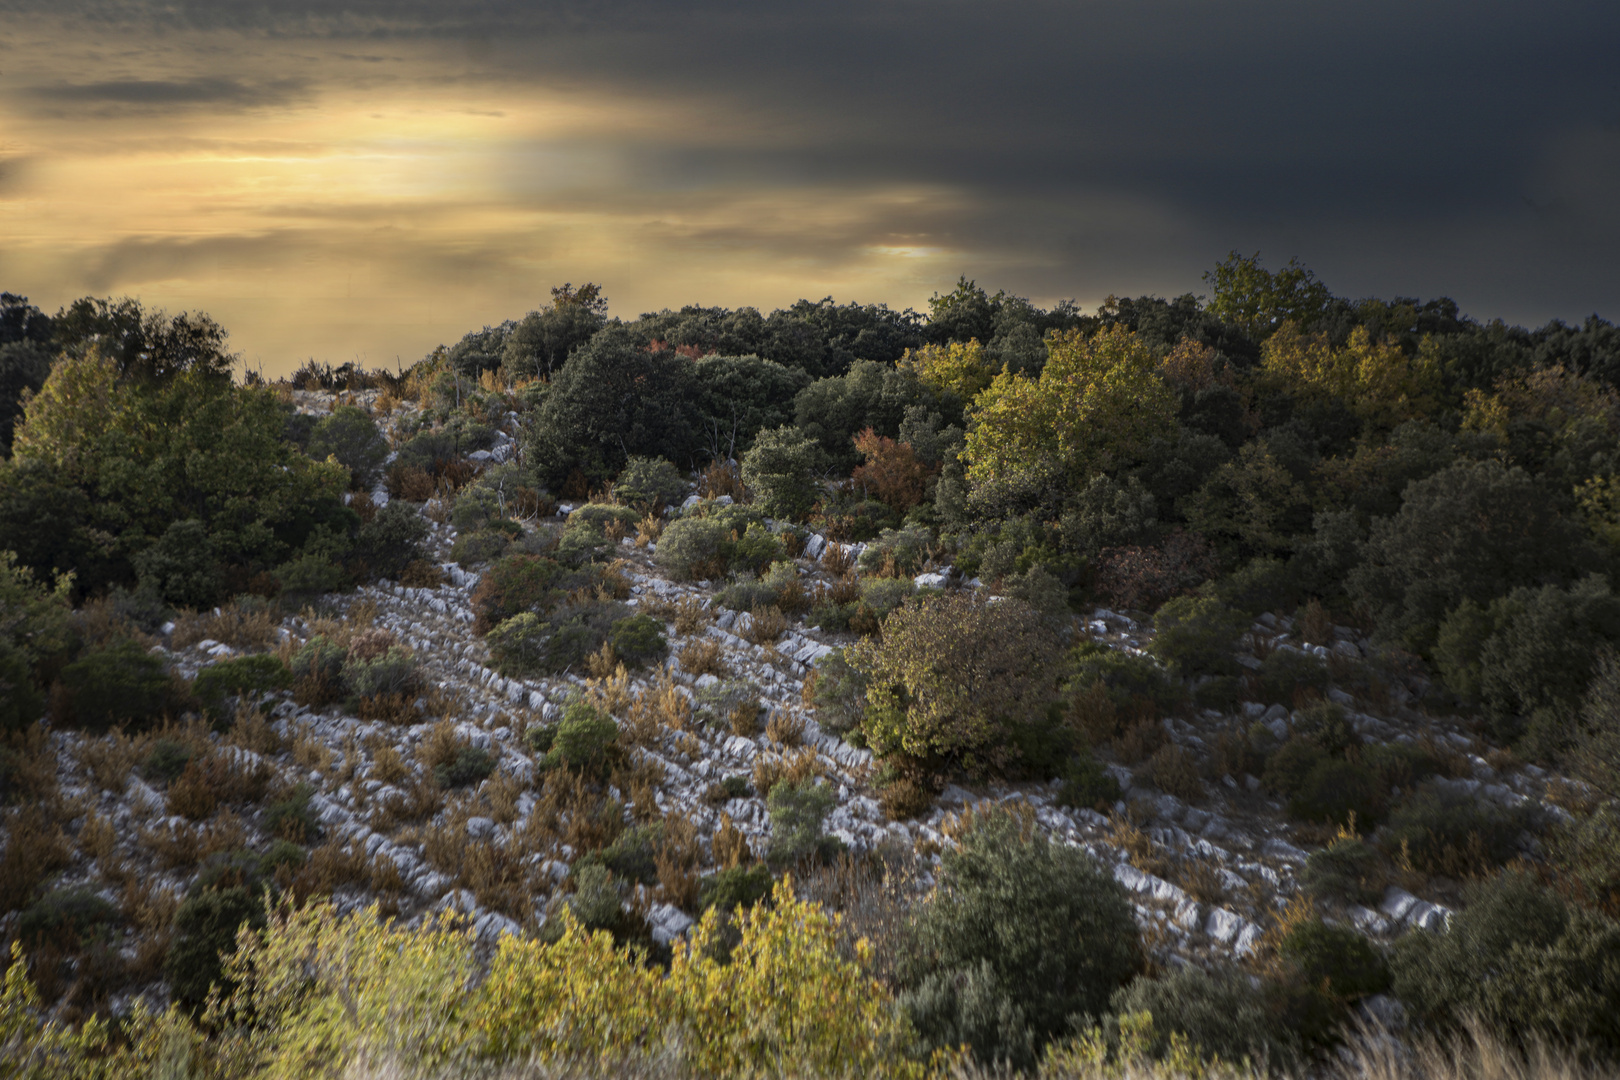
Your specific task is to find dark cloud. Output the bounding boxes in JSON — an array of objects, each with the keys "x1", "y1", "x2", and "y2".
[{"x1": 30, "y1": 75, "x2": 310, "y2": 110}]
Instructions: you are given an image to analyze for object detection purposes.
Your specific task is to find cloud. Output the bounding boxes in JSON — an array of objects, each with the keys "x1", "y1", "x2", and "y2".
[{"x1": 29, "y1": 76, "x2": 310, "y2": 111}]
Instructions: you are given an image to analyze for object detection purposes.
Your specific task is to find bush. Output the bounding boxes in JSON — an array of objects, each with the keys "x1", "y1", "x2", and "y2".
[
  {"x1": 275, "y1": 553, "x2": 346, "y2": 603},
  {"x1": 1391, "y1": 871, "x2": 1620, "y2": 1053},
  {"x1": 613, "y1": 456, "x2": 687, "y2": 510},
  {"x1": 858, "y1": 576, "x2": 915, "y2": 619},
  {"x1": 766, "y1": 778, "x2": 837, "y2": 867},
  {"x1": 607, "y1": 614, "x2": 667, "y2": 668},
  {"x1": 166, "y1": 856, "x2": 280, "y2": 1012},
  {"x1": 701, "y1": 864, "x2": 773, "y2": 912},
  {"x1": 1149, "y1": 594, "x2": 1247, "y2": 678},
  {"x1": 471, "y1": 555, "x2": 565, "y2": 634},
  {"x1": 856, "y1": 526, "x2": 934, "y2": 577},
  {"x1": 655, "y1": 516, "x2": 732, "y2": 581},
  {"x1": 434, "y1": 746, "x2": 495, "y2": 789},
  {"x1": 1067, "y1": 644, "x2": 1182, "y2": 715},
  {"x1": 134, "y1": 518, "x2": 221, "y2": 610},
  {"x1": 487, "y1": 602, "x2": 628, "y2": 677},
  {"x1": 1056, "y1": 746, "x2": 1122, "y2": 811},
  {"x1": 851, "y1": 593, "x2": 1064, "y2": 779},
  {"x1": 354, "y1": 502, "x2": 429, "y2": 580},
  {"x1": 343, "y1": 646, "x2": 419, "y2": 700},
  {"x1": 1256, "y1": 648, "x2": 1330, "y2": 705},
  {"x1": 290, "y1": 634, "x2": 346, "y2": 684},
  {"x1": 265, "y1": 783, "x2": 322, "y2": 843},
  {"x1": 450, "y1": 529, "x2": 511, "y2": 566},
  {"x1": 1279, "y1": 918, "x2": 1389, "y2": 1000},
  {"x1": 806, "y1": 648, "x2": 867, "y2": 736},
  {"x1": 1301, "y1": 837, "x2": 1386, "y2": 905},
  {"x1": 1289, "y1": 758, "x2": 1384, "y2": 827},
  {"x1": 308, "y1": 405, "x2": 389, "y2": 490},
  {"x1": 576, "y1": 823, "x2": 662, "y2": 886},
  {"x1": 193, "y1": 654, "x2": 292, "y2": 721},
  {"x1": 545, "y1": 701, "x2": 619, "y2": 778},
  {"x1": 18, "y1": 887, "x2": 118, "y2": 951},
  {"x1": 1348, "y1": 459, "x2": 1597, "y2": 653},
  {"x1": 54, "y1": 639, "x2": 186, "y2": 733},
  {"x1": 1381, "y1": 781, "x2": 1538, "y2": 876},
  {"x1": 740, "y1": 425, "x2": 828, "y2": 521},
  {"x1": 899, "y1": 805, "x2": 1140, "y2": 1068},
  {"x1": 1111, "y1": 966, "x2": 1291, "y2": 1067}
]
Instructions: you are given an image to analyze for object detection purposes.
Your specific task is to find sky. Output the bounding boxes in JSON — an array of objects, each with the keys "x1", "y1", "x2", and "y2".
[{"x1": 1, "y1": 0, "x2": 1617, "y2": 377}]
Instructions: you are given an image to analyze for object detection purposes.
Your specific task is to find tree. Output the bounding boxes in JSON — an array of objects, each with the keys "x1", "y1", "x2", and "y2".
[
  {"x1": 501, "y1": 283, "x2": 609, "y2": 377},
  {"x1": 738, "y1": 426, "x2": 828, "y2": 521},
  {"x1": 900, "y1": 339, "x2": 998, "y2": 402},
  {"x1": 899, "y1": 805, "x2": 1140, "y2": 1067},
  {"x1": 51, "y1": 296, "x2": 234, "y2": 382},
  {"x1": 524, "y1": 327, "x2": 701, "y2": 488},
  {"x1": 307, "y1": 405, "x2": 389, "y2": 491},
  {"x1": 1203, "y1": 252, "x2": 1332, "y2": 338},
  {"x1": 964, "y1": 325, "x2": 1178, "y2": 492},
  {"x1": 849, "y1": 592, "x2": 1064, "y2": 778},
  {"x1": 1348, "y1": 459, "x2": 1598, "y2": 653}
]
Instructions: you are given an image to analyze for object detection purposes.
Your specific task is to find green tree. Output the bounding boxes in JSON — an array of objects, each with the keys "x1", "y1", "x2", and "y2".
[
  {"x1": 964, "y1": 325, "x2": 1177, "y2": 493},
  {"x1": 1203, "y1": 252, "x2": 1332, "y2": 338},
  {"x1": 308, "y1": 405, "x2": 389, "y2": 491},
  {"x1": 1348, "y1": 459, "x2": 1597, "y2": 654},
  {"x1": 899, "y1": 805, "x2": 1140, "y2": 1068},
  {"x1": 501, "y1": 283, "x2": 609, "y2": 378},
  {"x1": 739, "y1": 426, "x2": 828, "y2": 521}
]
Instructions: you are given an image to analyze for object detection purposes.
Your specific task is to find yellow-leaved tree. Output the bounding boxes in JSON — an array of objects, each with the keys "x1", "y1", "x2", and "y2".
[
  {"x1": 1260, "y1": 321, "x2": 1440, "y2": 426},
  {"x1": 964, "y1": 325, "x2": 1177, "y2": 489},
  {"x1": 899, "y1": 338, "x2": 999, "y2": 402}
]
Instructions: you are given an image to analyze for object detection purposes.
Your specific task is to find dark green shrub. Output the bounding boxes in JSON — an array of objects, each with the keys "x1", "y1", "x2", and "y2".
[
  {"x1": 807, "y1": 600, "x2": 857, "y2": 633},
  {"x1": 608, "y1": 614, "x2": 667, "y2": 667},
  {"x1": 524, "y1": 722, "x2": 557, "y2": 756},
  {"x1": 354, "y1": 502, "x2": 429, "y2": 580},
  {"x1": 143, "y1": 738, "x2": 195, "y2": 784},
  {"x1": 1056, "y1": 747, "x2": 1122, "y2": 811},
  {"x1": 134, "y1": 519, "x2": 221, "y2": 610},
  {"x1": 613, "y1": 456, "x2": 687, "y2": 510},
  {"x1": 308, "y1": 405, "x2": 389, "y2": 490},
  {"x1": 807, "y1": 648, "x2": 868, "y2": 737},
  {"x1": 766, "y1": 778, "x2": 837, "y2": 866},
  {"x1": 730, "y1": 522, "x2": 783, "y2": 575},
  {"x1": 487, "y1": 602, "x2": 628, "y2": 677},
  {"x1": 166, "y1": 864, "x2": 274, "y2": 1013},
  {"x1": 705, "y1": 774, "x2": 751, "y2": 803},
  {"x1": 450, "y1": 528, "x2": 511, "y2": 566},
  {"x1": 1391, "y1": 871, "x2": 1620, "y2": 1053},
  {"x1": 1291, "y1": 702, "x2": 1355, "y2": 753},
  {"x1": 576, "y1": 823, "x2": 662, "y2": 886},
  {"x1": 343, "y1": 646, "x2": 419, "y2": 700},
  {"x1": 701, "y1": 864, "x2": 774, "y2": 913},
  {"x1": 545, "y1": 701, "x2": 619, "y2": 778},
  {"x1": 740, "y1": 425, "x2": 829, "y2": 521},
  {"x1": 1256, "y1": 648, "x2": 1331, "y2": 705},
  {"x1": 193, "y1": 654, "x2": 292, "y2": 720},
  {"x1": 1362, "y1": 742, "x2": 1443, "y2": 791},
  {"x1": 655, "y1": 516, "x2": 732, "y2": 581},
  {"x1": 858, "y1": 576, "x2": 916, "y2": 620},
  {"x1": 290, "y1": 634, "x2": 346, "y2": 684},
  {"x1": 1194, "y1": 674, "x2": 1243, "y2": 712},
  {"x1": 274, "y1": 553, "x2": 346, "y2": 603},
  {"x1": 1206, "y1": 556, "x2": 1302, "y2": 618},
  {"x1": 0, "y1": 640, "x2": 43, "y2": 735},
  {"x1": 471, "y1": 555, "x2": 565, "y2": 634},
  {"x1": 899, "y1": 805, "x2": 1141, "y2": 1068},
  {"x1": 1301, "y1": 837, "x2": 1386, "y2": 905},
  {"x1": 1348, "y1": 459, "x2": 1597, "y2": 654},
  {"x1": 434, "y1": 746, "x2": 495, "y2": 789},
  {"x1": 1278, "y1": 918, "x2": 1389, "y2": 999},
  {"x1": 1110, "y1": 966, "x2": 1291, "y2": 1067},
  {"x1": 1067, "y1": 644, "x2": 1183, "y2": 713},
  {"x1": 1261, "y1": 737, "x2": 1330, "y2": 798},
  {"x1": 1149, "y1": 595, "x2": 1247, "y2": 678},
  {"x1": 264, "y1": 783, "x2": 322, "y2": 842},
  {"x1": 1381, "y1": 782, "x2": 1537, "y2": 876},
  {"x1": 1289, "y1": 758, "x2": 1384, "y2": 827},
  {"x1": 18, "y1": 887, "x2": 118, "y2": 951},
  {"x1": 55, "y1": 639, "x2": 186, "y2": 733}
]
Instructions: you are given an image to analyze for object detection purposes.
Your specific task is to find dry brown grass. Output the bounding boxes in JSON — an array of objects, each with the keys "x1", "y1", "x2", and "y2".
[
  {"x1": 76, "y1": 809, "x2": 118, "y2": 863},
  {"x1": 172, "y1": 600, "x2": 281, "y2": 651},
  {"x1": 586, "y1": 661, "x2": 633, "y2": 714},
  {"x1": 742, "y1": 604, "x2": 788, "y2": 645},
  {"x1": 765, "y1": 709, "x2": 806, "y2": 748},
  {"x1": 828, "y1": 573, "x2": 862, "y2": 606},
  {"x1": 1107, "y1": 811, "x2": 1172, "y2": 877},
  {"x1": 676, "y1": 637, "x2": 725, "y2": 677},
  {"x1": 483, "y1": 770, "x2": 526, "y2": 824},
  {"x1": 1147, "y1": 743, "x2": 1202, "y2": 802},
  {"x1": 878, "y1": 776, "x2": 935, "y2": 821},
  {"x1": 290, "y1": 720, "x2": 335, "y2": 773},
  {"x1": 1113, "y1": 716, "x2": 1168, "y2": 764},
  {"x1": 728, "y1": 699, "x2": 761, "y2": 738},
  {"x1": 711, "y1": 813, "x2": 753, "y2": 869},
  {"x1": 1068, "y1": 680, "x2": 1119, "y2": 746},
  {"x1": 226, "y1": 701, "x2": 284, "y2": 756},
  {"x1": 359, "y1": 691, "x2": 423, "y2": 725},
  {"x1": 0, "y1": 804, "x2": 71, "y2": 911},
  {"x1": 289, "y1": 838, "x2": 371, "y2": 905},
  {"x1": 585, "y1": 641, "x2": 621, "y2": 680},
  {"x1": 137, "y1": 810, "x2": 249, "y2": 872},
  {"x1": 697, "y1": 458, "x2": 746, "y2": 500},
  {"x1": 819, "y1": 542, "x2": 855, "y2": 577},
  {"x1": 751, "y1": 747, "x2": 820, "y2": 797},
  {"x1": 636, "y1": 514, "x2": 664, "y2": 546},
  {"x1": 370, "y1": 742, "x2": 411, "y2": 785},
  {"x1": 75, "y1": 728, "x2": 149, "y2": 792},
  {"x1": 672, "y1": 596, "x2": 710, "y2": 635}
]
